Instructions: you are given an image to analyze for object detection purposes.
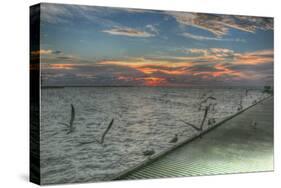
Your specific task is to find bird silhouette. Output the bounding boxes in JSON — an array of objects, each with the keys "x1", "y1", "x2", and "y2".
[
  {"x1": 169, "y1": 134, "x2": 178, "y2": 143},
  {"x1": 67, "y1": 104, "x2": 75, "y2": 134},
  {"x1": 58, "y1": 104, "x2": 76, "y2": 134}
]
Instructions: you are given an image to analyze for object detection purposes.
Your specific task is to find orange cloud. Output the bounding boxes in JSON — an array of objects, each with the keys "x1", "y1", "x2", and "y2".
[
  {"x1": 41, "y1": 48, "x2": 272, "y2": 87},
  {"x1": 213, "y1": 64, "x2": 244, "y2": 78},
  {"x1": 98, "y1": 59, "x2": 193, "y2": 75},
  {"x1": 192, "y1": 63, "x2": 246, "y2": 79},
  {"x1": 117, "y1": 75, "x2": 167, "y2": 86},
  {"x1": 98, "y1": 48, "x2": 273, "y2": 86},
  {"x1": 233, "y1": 50, "x2": 273, "y2": 65},
  {"x1": 185, "y1": 48, "x2": 273, "y2": 66},
  {"x1": 31, "y1": 49, "x2": 53, "y2": 55},
  {"x1": 42, "y1": 63, "x2": 77, "y2": 70},
  {"x1": 137, "y1": 67, "x2": 187, "y2": 75},
  {"x1": 136, "y1": 77, "x2": 167, "y2": 86}
]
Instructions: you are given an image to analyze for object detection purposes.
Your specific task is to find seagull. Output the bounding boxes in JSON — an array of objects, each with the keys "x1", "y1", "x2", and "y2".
[
  {"x1": 67, "y1": 104, "x2": 75, "y2": 134},
  {"x1": 169, "y1": 134, "x2": 178, "y2": 143},
  {"x1": 143, "y1": 149, "x2": 155, "y2": 157},
  {"x1": 58, "y1": 104, "x2": 75, "y2": 134}
]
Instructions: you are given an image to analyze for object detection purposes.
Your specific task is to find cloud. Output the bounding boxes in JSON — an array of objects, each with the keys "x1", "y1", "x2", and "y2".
[
  {"x1": 98, "y1": 57, "x2": 193, "y2": 75},
  {"x1": 42, "y1": 63, "x2": 77, "y2": 70},
  {"x1": 40, "y1": 3, "x2": 273, "y2": 41},
  {"x1": 187, "y1": 48, "x2": 273, "y2": 81},
  {"x1": 117, "y1": 76, "x2": 167, "y2": 86},
  {"x1": 182, "y1": 32, "x2": 245, "y2": 42},
  {"x1": 37, "y1": 49, "x2": 84, "y2": 66},
  {"x1": 208, "y1": 48, "x2": 235, "y2": 58},
  {"x1": 40, "y1": 47, "x2": 273, "y2": 87},
  {"x1": 102, "y1": 27, "x2": 155, "y2": 37},
  {"x1": 233, "y1": 15, "x2": 273, "y2": 31},
  {"x1": 185, "y1": 48, "x2": 273, "y2": 65},
  {"x1": 40, "y1": 3, "x2": 121, "y2": 27},
  {"x1": 52, "y1": 50, "x2": 63, "y2": 54},
  {"x1": 167, "y1": 12, "x2": 228, "y2": 36},
  {"x1": 41, "y1": 3, "x2": 73, "y2": 24},
  {"x1": 185, "y1": 48, "x2": 209, "y2": 56},
  {"x1": 31, "y1": 49, "x2": 64, "y2": 56},
  {"x1": 167, "y1": 12, "x2": 273, "y2": 37},
  {"x1": 232, "y1": 49, "x2": 273, "y2": 65},
  {"x1": 228, "y1": 62, "x2": 273, "y2": 73},
  {"x1": 145, "y1": 24, "x2": 159, "y2": 34},
  {"x1": 56, "y1": 55, "x2": 77, "y2": 60},
  {"x1": 31, "y1": 49, "x2": 79, "y2": 65},
  {"x1": 136, "y1": 77, "x2": 167, "y2": 86},
  {"x1": 41, "y1": 62, "x2": 147, "y2": 86},
  {"x1": 40, "y1": 3, "x2": 155, "y2": 27},
  {"x1": 98, "y1": 48, "x2": 272, "y2": 85},
  {"x1": 192, "y1": 63, "x2": 246, "y2": 79},
  {"x1": 31, "y1": 49, "x2": 53, "y2": 55},
  {"x1": 174, "y1": 48, "x2": 235, "y2": 62}
]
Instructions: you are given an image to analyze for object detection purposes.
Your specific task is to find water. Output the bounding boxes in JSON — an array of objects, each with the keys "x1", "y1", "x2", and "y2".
[{"x1": 40, "y1": 87, "x2": 268, "y2": 184}]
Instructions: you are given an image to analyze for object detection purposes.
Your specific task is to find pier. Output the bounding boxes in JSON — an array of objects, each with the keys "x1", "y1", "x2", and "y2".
[{"x1": 114, "y1": 97, "x2": 273, "y2": 180}]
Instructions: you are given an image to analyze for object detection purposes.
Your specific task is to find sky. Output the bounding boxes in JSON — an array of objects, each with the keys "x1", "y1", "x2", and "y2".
[{"x1": 32, "y1": 3, "x2": 274, "y2": 87}]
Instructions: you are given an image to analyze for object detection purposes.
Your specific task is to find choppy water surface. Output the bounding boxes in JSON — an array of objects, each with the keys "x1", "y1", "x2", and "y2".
[{"x1": 40, "y1": 87, "x2": 269, "y2": 184}]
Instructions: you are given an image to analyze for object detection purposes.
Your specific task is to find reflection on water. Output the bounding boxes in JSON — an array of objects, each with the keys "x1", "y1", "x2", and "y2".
[{"x1": 40, "y1": 87, "x2": 269, "y2": 184}]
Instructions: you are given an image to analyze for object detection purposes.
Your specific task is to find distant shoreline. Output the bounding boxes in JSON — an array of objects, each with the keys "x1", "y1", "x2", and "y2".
[
  {"x1": 41, "y1": 85, "x2": 135, "y2": 89},
  {"x1": 41, "y1": 85, "x2": 265, "y2": 90}
]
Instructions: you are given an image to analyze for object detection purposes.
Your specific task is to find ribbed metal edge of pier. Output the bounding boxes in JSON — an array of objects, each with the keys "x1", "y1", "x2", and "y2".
[{"x1": 112, "y1": 96, "x2": 273, "y2": 180}]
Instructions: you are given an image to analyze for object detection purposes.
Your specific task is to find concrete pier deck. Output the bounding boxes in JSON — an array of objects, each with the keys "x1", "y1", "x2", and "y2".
[{"x1": 118, "y1": 98, "x2": 274, "y2": 180}]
